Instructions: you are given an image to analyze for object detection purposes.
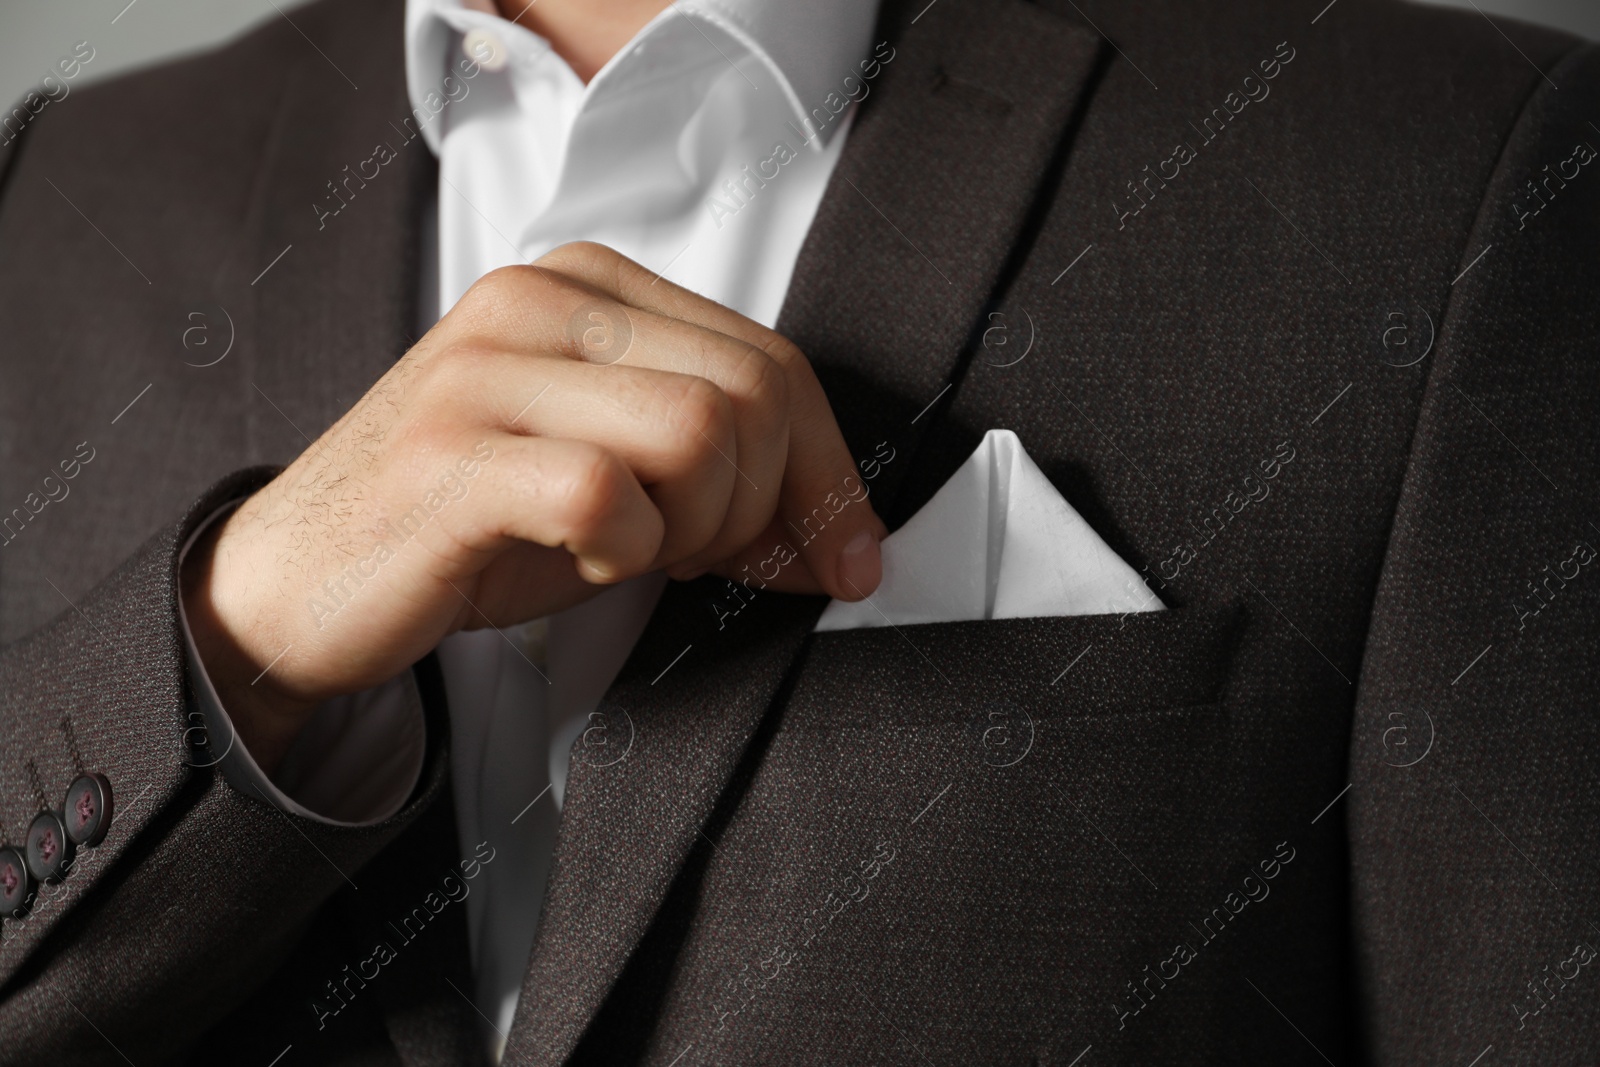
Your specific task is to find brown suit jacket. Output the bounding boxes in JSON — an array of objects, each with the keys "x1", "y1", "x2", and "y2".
[{"x1": 0, "y1": 0, "x2": 1596, "y2": 1062}]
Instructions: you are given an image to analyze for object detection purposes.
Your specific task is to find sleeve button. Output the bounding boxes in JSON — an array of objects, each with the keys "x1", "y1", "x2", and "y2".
[
  {"x1": 25, "y1": 810, "x2": 73, "y2": 884},
  {"x1": 0, "y1": 847, "x2": 32, "y2": 919},
  {"x1": 64, "y1": 774, "x2": 113, "y2": 847}
]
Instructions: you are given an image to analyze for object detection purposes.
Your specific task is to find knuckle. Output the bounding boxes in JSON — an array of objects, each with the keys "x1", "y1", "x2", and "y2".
[
  {"x1": 553, "y1": 446, "x2": 624, "y2": 536},
  {"x1": 727, "y1": 344, "x2": 787, "y2": 411},
  {"x1": 536, "y1": 240, "x2": 617, "y2": 276},
  {"x1": 418, "y1": 341, "x2": 497, "y2": 394},
  {"x1": 665, "y1": 377, "x2": 733, "y2": 458},
  {"x1": 460, "y1": 264, "x2": 565, "y2": 322},
  {"x1": 761, "y1": 335, "x2": 829, "y2": 419},
  {"x1": 462, "y1": 265, "x2": 524, "y2": 307},
  {"x1": 759, "y1": 333, "x2": 809, "y2": 374},
  {"x1": 457, "y1": 265, "x2": 600, "y2": 351}
]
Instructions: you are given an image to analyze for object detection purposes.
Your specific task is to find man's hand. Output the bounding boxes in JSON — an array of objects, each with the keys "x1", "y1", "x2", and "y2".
[{"x1": 181, "y1": 242, "x2": 886, "y2": 771}]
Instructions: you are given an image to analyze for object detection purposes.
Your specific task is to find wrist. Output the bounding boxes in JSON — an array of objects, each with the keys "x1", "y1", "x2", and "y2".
[{"x1": 181, "y1": 513, "x2": 317, "y2": 775}]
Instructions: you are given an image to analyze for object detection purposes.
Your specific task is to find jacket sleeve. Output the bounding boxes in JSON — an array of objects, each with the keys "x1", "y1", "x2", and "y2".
[
  {"x1": 0, "y1": 467, "x2": 450, "y2": 1065},
  {"x1": 1350, "y1": 42, "x2": 1600, "y2": 1065}
]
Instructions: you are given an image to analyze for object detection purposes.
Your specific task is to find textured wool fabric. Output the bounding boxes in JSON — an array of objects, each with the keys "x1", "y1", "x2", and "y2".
[
  {"x1": 0, "y1": 0, "x2": 1593, "y2": 1064},
  {"x1": 1347, "y1": 40, "x2": 1600, "y2": 1067}
]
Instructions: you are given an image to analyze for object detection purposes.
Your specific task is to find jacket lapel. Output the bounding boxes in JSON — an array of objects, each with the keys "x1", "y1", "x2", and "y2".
[
  {"x1": 784, "y1": 0, "x2": 1104, "y2": 499},
  {"x1": 502, "y1": 1, "x2": 1105, "y2": 1062}
]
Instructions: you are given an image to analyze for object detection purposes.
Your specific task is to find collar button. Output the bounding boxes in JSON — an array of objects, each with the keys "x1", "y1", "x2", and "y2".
[{"x1": 463, "y1": 27, "x2": 509, "y2": 72}]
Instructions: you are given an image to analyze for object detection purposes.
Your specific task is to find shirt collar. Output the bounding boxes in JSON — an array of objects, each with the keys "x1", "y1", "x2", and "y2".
[{"x1": 403, "y1": 0, "x2": 880, "y2": 155}]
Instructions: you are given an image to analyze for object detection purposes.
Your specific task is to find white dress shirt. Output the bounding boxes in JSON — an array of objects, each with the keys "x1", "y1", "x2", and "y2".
[{"x1": 186, "y1": 0, "x2": 879, "y2": 1060}]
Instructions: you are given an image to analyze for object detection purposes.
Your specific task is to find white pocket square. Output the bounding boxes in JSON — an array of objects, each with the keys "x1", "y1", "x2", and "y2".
[{"x1": 815, "y1": 429, "x2": 1163, "y2": 631}]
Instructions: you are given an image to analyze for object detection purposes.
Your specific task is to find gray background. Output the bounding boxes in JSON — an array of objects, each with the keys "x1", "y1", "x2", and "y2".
[{"x1": 1, "y1": 0, "x2": 1596, "y2": 126}]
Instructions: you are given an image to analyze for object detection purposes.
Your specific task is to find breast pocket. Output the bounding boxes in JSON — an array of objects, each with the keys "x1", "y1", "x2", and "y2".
[
  {"x1": 796, "y1": 603, "x2": 1245, "y2": 733},
  {"x1": 769, "y1": 603, "x2": 1251, "y2": 893},
  {"x1": 654, "y1": 607, "x2": 1254, "y2": 1064}
]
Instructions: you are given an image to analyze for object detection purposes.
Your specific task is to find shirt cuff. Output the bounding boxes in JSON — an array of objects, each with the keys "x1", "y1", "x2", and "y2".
[{"x1": 177, "y1": 501, "x2": 427, "y2": 826}]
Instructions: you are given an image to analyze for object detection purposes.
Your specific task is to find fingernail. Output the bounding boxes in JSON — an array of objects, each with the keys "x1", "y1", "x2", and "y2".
[
  {"x1": 838, "y1": 529, "x2": 881, "y2": 598},
  {"x1": 578, "y1": 557, "x2": 615, "y2": 583}
]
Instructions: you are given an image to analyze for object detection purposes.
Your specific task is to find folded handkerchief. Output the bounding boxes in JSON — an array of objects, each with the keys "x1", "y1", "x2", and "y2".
[{"x1": 815, "y1": 429, "x2": 1163, "y2": 631}]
